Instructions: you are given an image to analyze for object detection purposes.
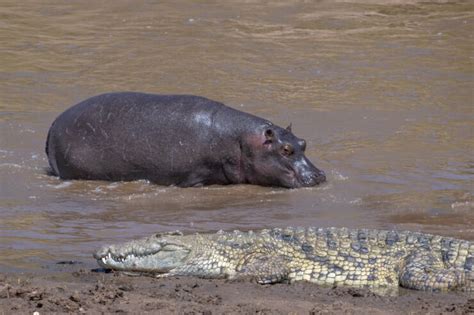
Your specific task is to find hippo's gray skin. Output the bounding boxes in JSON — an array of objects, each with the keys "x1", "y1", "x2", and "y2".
[{"x1": 46, "y1": 92, "x2": 326, "y2": 188}]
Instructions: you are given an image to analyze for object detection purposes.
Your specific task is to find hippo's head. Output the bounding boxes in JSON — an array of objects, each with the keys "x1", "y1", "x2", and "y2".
[{"x1": 242, "y1": 124, "x2": 326, "y2": 188}]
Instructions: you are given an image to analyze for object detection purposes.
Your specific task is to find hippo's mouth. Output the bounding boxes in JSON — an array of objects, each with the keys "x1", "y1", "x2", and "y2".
[
  {"x1": 276, "y1": 167, "x2": 304, "y2": 188},
  {"x1": 290, "y1": 166, "x2": 326, "y2": 188}
]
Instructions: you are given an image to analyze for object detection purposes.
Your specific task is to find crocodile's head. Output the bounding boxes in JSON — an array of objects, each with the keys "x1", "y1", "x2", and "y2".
[{"x1": 93, "y1": 231, "x2": 191, "y2": 273}]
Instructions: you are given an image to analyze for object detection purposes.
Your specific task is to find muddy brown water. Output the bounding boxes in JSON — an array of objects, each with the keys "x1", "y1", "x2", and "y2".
[{"x1": 0, "y1": 0, "x2": 473, "y2": 274}]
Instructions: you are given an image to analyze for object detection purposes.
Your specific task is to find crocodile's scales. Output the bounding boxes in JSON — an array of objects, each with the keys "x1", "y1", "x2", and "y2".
[{"x1": 95, "y1": 227, "x2": 473, "y2": 292}]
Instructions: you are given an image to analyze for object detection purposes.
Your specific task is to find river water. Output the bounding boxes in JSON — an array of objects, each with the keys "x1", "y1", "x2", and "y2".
[{"x1": 1, "y1": 0, "x2": 473, "y2": 273}]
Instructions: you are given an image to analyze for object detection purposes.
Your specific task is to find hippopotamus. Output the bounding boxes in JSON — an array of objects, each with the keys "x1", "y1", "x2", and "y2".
[{"x1": 45, "y1": 92, "x2": 326, "y2": 188}]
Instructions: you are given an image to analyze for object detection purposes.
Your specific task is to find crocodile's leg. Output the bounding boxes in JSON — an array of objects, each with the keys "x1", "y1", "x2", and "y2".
[
  {"x1": 235, "y1": 254, "x2": 289, "y2": 284},
  {"x1": 399, "y1": 250, "x2": 471, "y2": 292}
]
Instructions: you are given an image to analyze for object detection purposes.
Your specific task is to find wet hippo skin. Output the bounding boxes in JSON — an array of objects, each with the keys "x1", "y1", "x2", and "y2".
[{"x1": 46, "y1": 92, "x2": 326, "y2": 188}]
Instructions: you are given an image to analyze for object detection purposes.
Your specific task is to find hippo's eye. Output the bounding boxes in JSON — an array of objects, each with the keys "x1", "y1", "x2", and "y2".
[{"x1": 281, "y1": 144, "x2": 294, "y2": 156}]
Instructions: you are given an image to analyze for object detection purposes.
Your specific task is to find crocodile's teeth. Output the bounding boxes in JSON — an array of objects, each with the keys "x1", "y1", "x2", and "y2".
[{"x1": 102, "y1": 257, "x2": 107, "y2": 264}]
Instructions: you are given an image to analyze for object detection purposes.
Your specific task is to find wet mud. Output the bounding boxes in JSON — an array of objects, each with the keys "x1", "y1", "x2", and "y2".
[{"x1": 1, "y1": 270, "x2": 473, "y2": 314}]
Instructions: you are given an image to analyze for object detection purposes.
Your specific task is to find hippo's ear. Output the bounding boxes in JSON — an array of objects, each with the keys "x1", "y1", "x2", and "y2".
[
  {"x1": 286, "y1": 123, "x2": 292, "y2": 132},
  {"x1": 264, "y1": 128, "x2": 274, "y2": 144},
  {"x1": 265, "y1": 129, "x2": 274, "y2": 140}
]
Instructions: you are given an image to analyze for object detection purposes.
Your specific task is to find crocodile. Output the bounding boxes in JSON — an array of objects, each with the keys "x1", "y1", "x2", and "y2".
[{"x1": 94, "y1": 227, "x2": 473, "y2": 292}]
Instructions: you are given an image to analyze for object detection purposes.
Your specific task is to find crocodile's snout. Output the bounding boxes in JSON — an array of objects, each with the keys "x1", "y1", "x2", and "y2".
[
  {"x1": 94, "y1": 238, "x2": 191, "y2": 273},
  {"x1": 93, "y1": 246, "x2": 111, "y2": 260},
  {"x1": 95, "y1": 248, "x2": 164, "y2": 270}
]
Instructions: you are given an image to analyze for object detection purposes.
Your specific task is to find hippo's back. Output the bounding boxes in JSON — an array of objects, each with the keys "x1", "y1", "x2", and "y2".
[{"x1": 51, "y1": 92, "x2": 226, "y2": 129}]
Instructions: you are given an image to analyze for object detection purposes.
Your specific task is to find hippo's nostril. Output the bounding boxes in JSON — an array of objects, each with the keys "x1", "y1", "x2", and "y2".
[{"x1": 298, "y1": 139, "x2": 306, "y2": 151}]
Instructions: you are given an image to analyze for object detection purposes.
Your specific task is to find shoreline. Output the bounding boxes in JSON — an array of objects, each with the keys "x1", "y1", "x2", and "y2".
[{"x1": 1, "y1": 269, "x2": 472, "y2": 314}]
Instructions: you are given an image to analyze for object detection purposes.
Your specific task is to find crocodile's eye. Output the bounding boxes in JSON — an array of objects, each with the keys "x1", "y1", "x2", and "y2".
[{"x1": 281, "y1": 144, "x2": 294, "y2": 156}]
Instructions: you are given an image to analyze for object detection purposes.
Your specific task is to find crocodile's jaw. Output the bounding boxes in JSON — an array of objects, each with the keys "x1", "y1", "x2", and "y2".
[{"x1": 94, "y1": 235, "x2": 191, "y2": 273}]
